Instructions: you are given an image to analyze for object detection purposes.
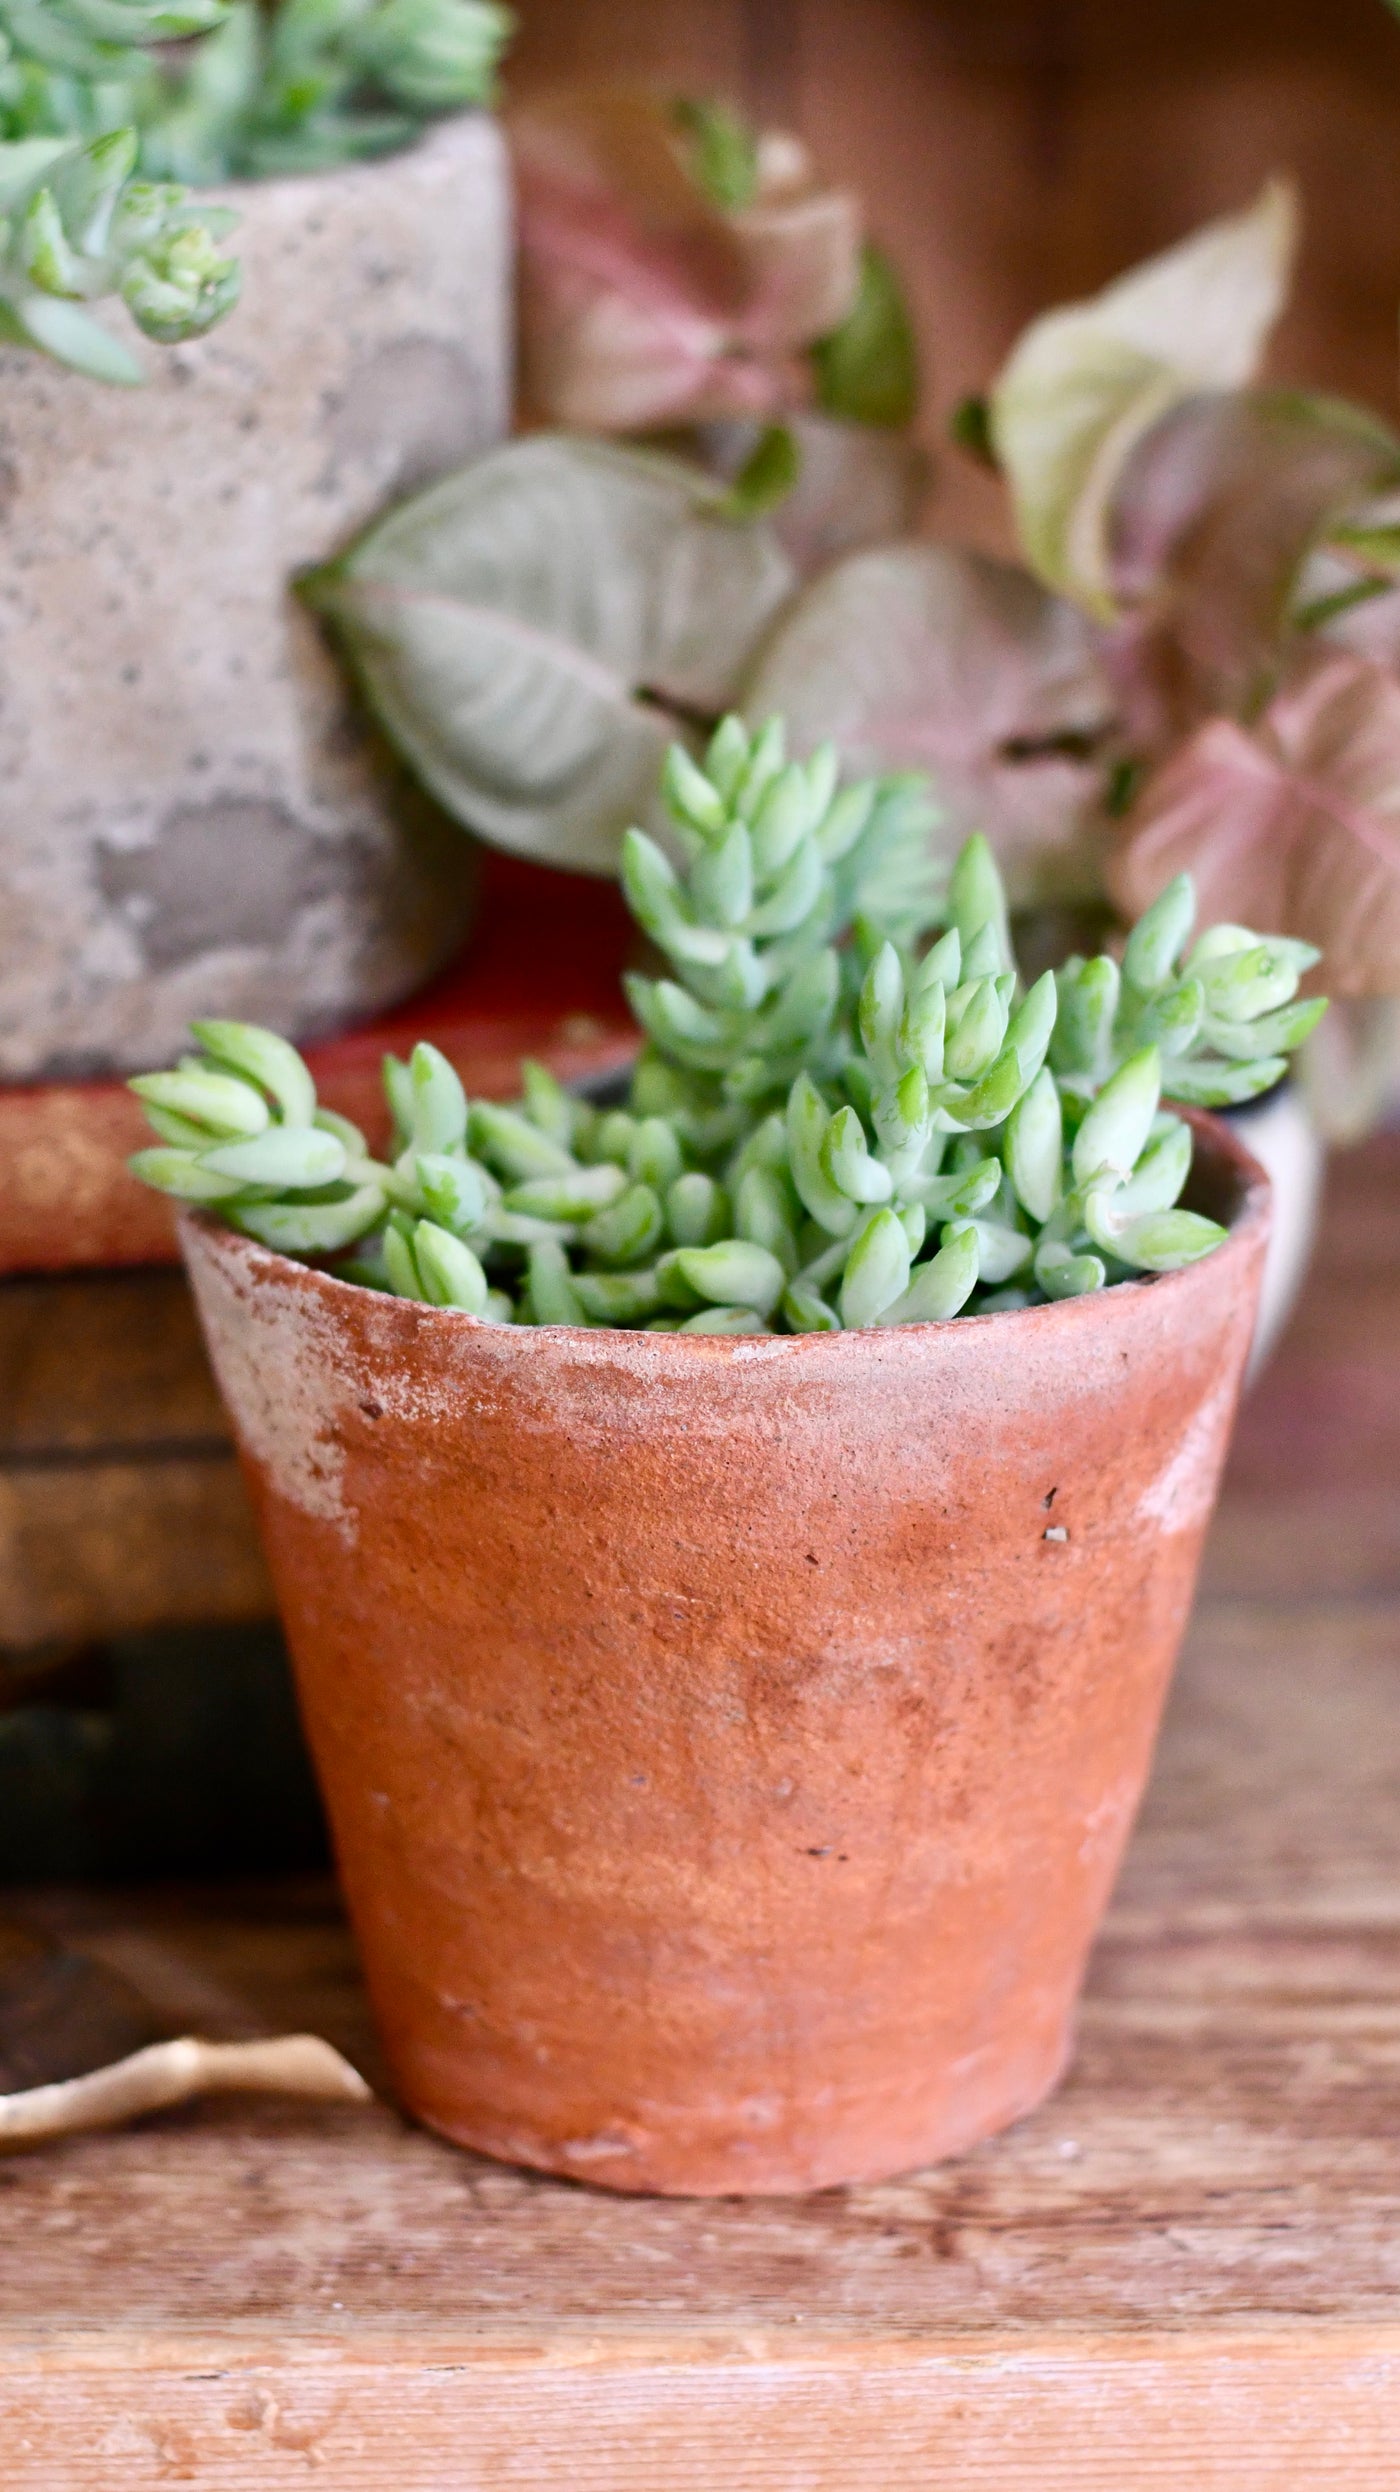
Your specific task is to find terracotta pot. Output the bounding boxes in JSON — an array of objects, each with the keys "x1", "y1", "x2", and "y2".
[
  {"x1": 181, "y1": 1114, "x2": 1269, "y2": 2197},
  {"x1": 0, "y1": 115, "x2": 509, "y2": 1082}
]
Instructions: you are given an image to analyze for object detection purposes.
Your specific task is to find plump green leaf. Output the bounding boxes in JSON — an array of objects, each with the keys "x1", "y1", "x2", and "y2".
[
  {"x1": 233, "y1": 1182, "x2": 388, "y2": 1257},
  {"x1": 413, "y1": 1220, "x2": 489, "y2": 1313},
  {"x1": 1084, "y1": 1194, "x2": 1227, "y2": 1272},
  {"x1": 130, "y1": 1067, "x2": 270, "y2": 1141},
  {"x1": 879, "y1": 1222, "x2": 979, "y2": 1323},
  {"x1": 1035, "y1": 1239, "x2": 1105, "y2": 1299},
  {"x1": 673, "y1": 1239, "x2": 786, "y2": 1315},
  {"x1": 667, "y1": 1171, "x2": 729, "y2": 1247},
  {"x1": 507, "y1": 1165, "x2": 628, "y2": 1222},
  {"x1": 839, "y1": 1207, "x2": 910, "y2": 1327},
  {"x1": 127, "y1": 1146, "x2": 250, "y2": 1203},
  {"x1": 200, "y1": 1127, "x2": 345, "y2": 1189},
  {"x1": 470, "y1": 1100, "x2": 576, "y2": 1182},
  {"x1": 961, "y1": 1217, "x2": 1033, "y2": 1284},
  {"x1": 572, "y1": 1268, "x2": 663, "y2": 1323},
  {"x1": 579, "y1": 1183, "x2": 665, "y2": 1268},
  {"x1": 1122, "y1": 874, "x2": 1195, "y2": 995},
  {"x1": 1005, "y1": 1066, "x2": 1063, "y2": 1222},
  {"x1": 1072, "y1": 1046, "x2": 1162, "y2": 1185},
  {"x1": 409, "y1": 1042, "x2": 468, "y2": 1155},
  {"x1": 192, "y1": 1020, "x2": 316, "y2": 1128},
  {"x1": 781, "y1": 1279, "x2": 841, "y2": 1331},
  {"x1": 527, "y1": 1237, "x2": 591, "y2": 1326},
  {"x1": 417, "y1": 1152, "x2": 490, "y2": 1232}
]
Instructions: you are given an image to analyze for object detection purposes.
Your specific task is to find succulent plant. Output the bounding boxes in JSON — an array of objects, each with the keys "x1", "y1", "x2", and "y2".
[
  {"x1": 0, "y1": 0, "x2": 512, "y2": 182},
  {"x1": 0, "y1": 0, "x2": 228, "y2": 90},
  {"x1": 129, "y1": 717, "x2": 1326, "y2": 1333},
  {"x1": 0, "y1": 122, "x2": 239, "y2": 375},
  {"x1": 619, "y1": 716, "x2": 941, "y2": 1149},
  {"x1": 0, "y1": 3, "x2": 244, "y2": 374}
]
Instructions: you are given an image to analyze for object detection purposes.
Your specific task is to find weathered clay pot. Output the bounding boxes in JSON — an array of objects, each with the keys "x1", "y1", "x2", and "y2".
[
  {"x1": 181, "y1": 1116, "x2": 1269, "y2": 2197},
  {"x1": 0, "y1": 114, "x2": 509, "y2": 1081}
]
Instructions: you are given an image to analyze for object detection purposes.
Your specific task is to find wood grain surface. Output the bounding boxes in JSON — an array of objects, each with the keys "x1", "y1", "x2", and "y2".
[
  {"x1": 0, "y1": 1270, "x2": 268, "y2": 1646},
  {"x1": 0, "y1": 1134, "x2": 1396, "y2": 2481}
]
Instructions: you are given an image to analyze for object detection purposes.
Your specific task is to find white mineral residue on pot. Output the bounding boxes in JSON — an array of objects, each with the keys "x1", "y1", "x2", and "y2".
[
  {"x1": 364, "y1": 1319, "x2": 801, "y2": 1432},
  {"x1": 1134, "y1": 1369, "x2": 1236, "y2": 1536},
  {"x1": 188, "y1": 1236, "x2": 358, "y2": 1537}
]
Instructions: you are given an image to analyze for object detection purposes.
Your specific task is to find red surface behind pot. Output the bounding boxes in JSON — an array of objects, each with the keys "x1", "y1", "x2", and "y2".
[{"x1": 181, "y1": 1119, "x2": 1269, "y2": 2196}]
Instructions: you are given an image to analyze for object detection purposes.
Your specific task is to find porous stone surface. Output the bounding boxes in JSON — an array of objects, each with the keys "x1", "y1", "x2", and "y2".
[{"x1": 0, "y1": 113, "x2": 509, "y2": 1080}]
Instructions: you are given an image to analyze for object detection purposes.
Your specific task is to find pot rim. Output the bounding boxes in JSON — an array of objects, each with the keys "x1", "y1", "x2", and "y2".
[{"x1": 179, "y1": 1105, "x2": 1271, "y2": 1366}]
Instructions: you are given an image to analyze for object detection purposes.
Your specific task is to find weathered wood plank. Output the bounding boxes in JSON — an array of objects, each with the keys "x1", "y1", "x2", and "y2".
[
  {"x1": 0, "y1": 1456, "x2": 269, "y2": 1647},
  {"x1": 0, "y1": 1272, "x2": 224, "y2": 1458},
  {"x1": 4, "y1": 2334, "x2": 1400, "y2": 2491}
]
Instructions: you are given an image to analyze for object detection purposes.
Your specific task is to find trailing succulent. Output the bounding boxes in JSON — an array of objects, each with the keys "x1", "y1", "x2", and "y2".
[
  {"x1": 0, "y1": 0, "x2": 509, "y2": 374},
  {"x1": 128, "y1": 717, "x2": 1327, "y2": 1335},
  {"x1": 0, "y1": 120, "x2": 238, "y2": 378},
  {"x1": 0, "y1": 0, "x2": 513, "y2": 183}
]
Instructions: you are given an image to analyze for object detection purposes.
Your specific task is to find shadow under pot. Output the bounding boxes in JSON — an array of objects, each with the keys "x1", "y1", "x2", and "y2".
[{"x1": 180, "y1": 1111, "x2": 1270, "y2": 2198}]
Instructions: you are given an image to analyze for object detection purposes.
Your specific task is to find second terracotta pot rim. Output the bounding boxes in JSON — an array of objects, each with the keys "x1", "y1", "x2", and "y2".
[{"x1": 179, "y1": 1108, "x2": 1271, "y2": 1366}]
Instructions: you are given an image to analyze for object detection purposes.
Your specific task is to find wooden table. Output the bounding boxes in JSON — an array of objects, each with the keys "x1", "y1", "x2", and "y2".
[{"x1": 1, "y1": 1139, "x2": 1398, "y2": 2487}]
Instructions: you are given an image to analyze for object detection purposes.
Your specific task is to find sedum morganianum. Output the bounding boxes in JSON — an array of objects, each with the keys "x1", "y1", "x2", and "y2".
[
  {"x1": 128, "y1": 715, "x2": 1327, "y2": 1335},
  {"x1": 0, "y1": 121, "x2": 239, "y2": 375},
  {"x1": 620, "y1": 716, "x2": 939, "y2": 1156},
  {"x1": 0, "y1": 1, "x2": 243, "y2": 375}
]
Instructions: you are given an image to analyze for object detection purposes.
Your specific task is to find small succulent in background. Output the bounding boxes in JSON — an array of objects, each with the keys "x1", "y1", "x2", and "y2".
[
  {"x1": 129, "y1": 0, "x2": 514, "y2": 183},
  {"x1": 129, "y1": 717, "x2": 1326, "y2": 1334},
  {"x1": 0, "y1": 0, "x2": 511, "y2": 182},
  {"x1": 0, "y1": 0, "x2": 229, "y2": 99},
  {"x1": 0, "y1": 123, "x2": 239, "y2": 377},
  {"x1": 0, "y1": 0, "x2": 509, "y2": 373}
]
